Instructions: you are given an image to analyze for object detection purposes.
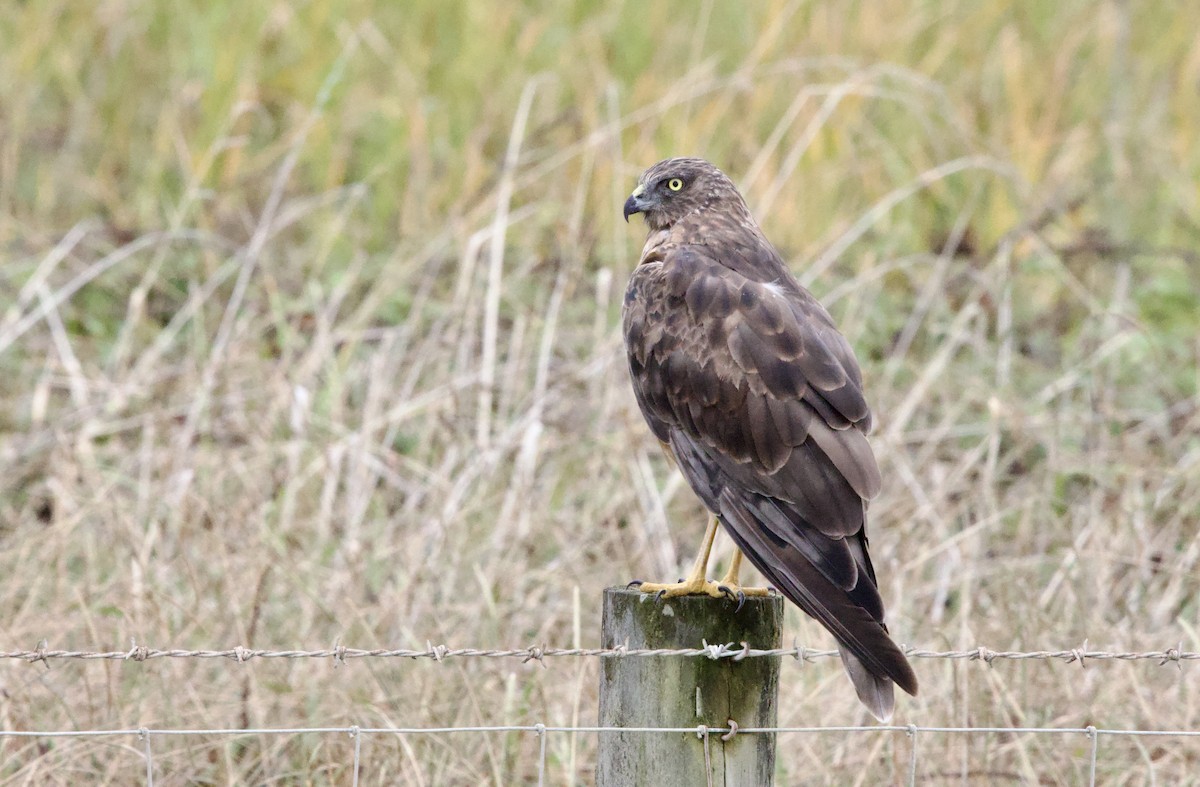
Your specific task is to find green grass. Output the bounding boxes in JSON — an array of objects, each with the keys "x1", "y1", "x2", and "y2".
[{"x1": 2, "y1": 0, "x2": 1200, "y2": 783}]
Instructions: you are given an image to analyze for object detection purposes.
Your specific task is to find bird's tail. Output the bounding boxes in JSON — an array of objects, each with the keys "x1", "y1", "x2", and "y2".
[
  {"x1": 839, "y1": 647, "x2": 895, "y2": 722},
  {"x1": 712, "y1": 488, "x2": 918, "y2": 716}
]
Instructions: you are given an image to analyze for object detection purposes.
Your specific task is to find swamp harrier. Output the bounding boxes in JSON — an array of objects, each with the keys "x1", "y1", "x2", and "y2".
[{"x1": 621, "y1": 157, "x2": 918, "y2": 720}]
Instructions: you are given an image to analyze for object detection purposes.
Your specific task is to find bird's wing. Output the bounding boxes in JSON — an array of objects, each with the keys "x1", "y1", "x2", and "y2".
[
  {"x1": 622, "y1": 240, "x2": 917, "y2": 703},
  {"x1": 624, "y1": 242, "x2": 881, "y2": 534}
]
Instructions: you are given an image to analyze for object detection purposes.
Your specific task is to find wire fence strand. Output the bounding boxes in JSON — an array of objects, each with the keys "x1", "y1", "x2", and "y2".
[
  {"x1": 5, "y1": 723, "x2": 1200, "y2": 738},
  {"x1": 3, "y1": 640, "x2": 1194, "y2": 666},
  {"x1": 906, "y1": 724, "x2": 919, "y2": 787}
]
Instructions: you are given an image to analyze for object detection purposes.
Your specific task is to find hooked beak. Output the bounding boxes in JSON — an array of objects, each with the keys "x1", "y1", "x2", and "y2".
[{"x1": 623, "y1": 183, "x2": 651, "y2": 223}]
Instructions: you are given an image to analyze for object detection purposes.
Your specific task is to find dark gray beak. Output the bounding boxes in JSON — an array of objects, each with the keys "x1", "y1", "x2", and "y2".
[
  {"x1": 623, "y1": 184, "x2": 651, "y2": 223},
  {"x1": 623, "y1": 195, "x2": 640, "y2": 223}
]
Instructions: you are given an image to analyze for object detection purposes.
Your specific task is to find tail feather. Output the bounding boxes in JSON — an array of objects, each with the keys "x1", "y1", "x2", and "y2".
[
  {"x1": 716, "y1": 489, "x2": 919, "y2": 701},
  {"x1": 839, "y1": 648, "x2": 895, "y2": 722}
]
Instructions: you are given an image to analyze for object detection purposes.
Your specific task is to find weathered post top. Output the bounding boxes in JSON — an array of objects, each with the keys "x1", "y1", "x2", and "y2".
[{"x1": 597, "y1": 587, "x2": 784, "y2": 786}]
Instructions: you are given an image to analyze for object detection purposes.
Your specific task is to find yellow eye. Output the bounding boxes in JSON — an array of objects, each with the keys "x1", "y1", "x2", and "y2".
[{"x1": 667, "y1": 178, "x2": 684, "y2": 191}]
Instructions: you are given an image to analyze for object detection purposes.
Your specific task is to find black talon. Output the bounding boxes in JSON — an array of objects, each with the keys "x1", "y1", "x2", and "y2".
[
  {"x1": 655, "y1": 589, "x2": 668, "y2": 601},
  {"x1": 627, "y1": 580, "x2": 644, "y2": 589},
  {"x1": 717, "y1": 585, "x2": 747, "y2": 612}
]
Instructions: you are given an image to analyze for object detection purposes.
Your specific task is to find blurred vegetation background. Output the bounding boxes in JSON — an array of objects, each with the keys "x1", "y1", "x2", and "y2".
[{"x1": 2, "y1": 0, "x2": 1198, "y2": 783}]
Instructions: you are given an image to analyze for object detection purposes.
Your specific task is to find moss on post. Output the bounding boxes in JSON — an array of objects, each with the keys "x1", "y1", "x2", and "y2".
[{"x1": 597, "y1": 587, "x2": 783, "y2": 786}]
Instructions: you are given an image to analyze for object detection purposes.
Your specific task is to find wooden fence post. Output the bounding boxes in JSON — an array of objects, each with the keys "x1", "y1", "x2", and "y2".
[{"x1": 597, "y1": 587, "x2": 783, "y2": 786}]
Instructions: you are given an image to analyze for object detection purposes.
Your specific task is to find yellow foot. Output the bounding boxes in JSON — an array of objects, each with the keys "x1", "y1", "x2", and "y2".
[
  {"x1": 627, "y1": 576, "x2": 732, "y2": 601},
  {"x1": 626, "y1": 521, "x2": 775, "y2": 609}
]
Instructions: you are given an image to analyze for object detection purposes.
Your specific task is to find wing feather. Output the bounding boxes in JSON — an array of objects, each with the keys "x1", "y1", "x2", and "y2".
[{"x1": 623, "y1": 242, "x2": 882, "y2": 524}]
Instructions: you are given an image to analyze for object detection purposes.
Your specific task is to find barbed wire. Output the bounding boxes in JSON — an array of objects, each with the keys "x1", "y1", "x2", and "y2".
[
  {"x1": 3, "y1": 639, "x2": 1194, "y2": 667},
  {"x1": 7, "y1": 722, "x2": 1200, "y2": 738}
]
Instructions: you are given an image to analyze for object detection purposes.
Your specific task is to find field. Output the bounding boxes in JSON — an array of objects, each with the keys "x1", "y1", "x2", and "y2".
[{"x1": 2, "y1": 0, "x2": 1200, "y2": 783}]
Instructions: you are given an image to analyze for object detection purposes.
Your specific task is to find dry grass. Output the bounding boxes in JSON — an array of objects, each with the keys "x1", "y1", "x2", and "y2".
[{"x1": 2, "y1": 0, "x2": 1199, "y2": 784}]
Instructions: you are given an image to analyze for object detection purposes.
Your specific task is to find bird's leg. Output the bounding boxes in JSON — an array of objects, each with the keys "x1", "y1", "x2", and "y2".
[
  {"x1": 628, "y1": 516, "x2": 730, "y2": 600},
  {"x1": 715, "y1": 549, "x2": 773, "y2": 611}
]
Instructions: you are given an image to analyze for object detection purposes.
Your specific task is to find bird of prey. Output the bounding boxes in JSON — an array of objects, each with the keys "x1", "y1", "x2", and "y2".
[{"x1": 621, "y1": 157, "x2": 918, "y2": 720}]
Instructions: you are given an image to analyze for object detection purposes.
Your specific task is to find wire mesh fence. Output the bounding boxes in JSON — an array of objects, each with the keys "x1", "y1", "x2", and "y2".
[
  {"x1": 6, "y1": 721, "x2": 1200, "y2": 787},
  {"x1": 3, "y1": 641, "x2": 1196, "y2": 785}
]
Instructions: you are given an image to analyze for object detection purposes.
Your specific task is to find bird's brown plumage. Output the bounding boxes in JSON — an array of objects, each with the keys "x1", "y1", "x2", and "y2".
[{"x1": 621, "y1": 157, "x2": 917, "y2": 719}]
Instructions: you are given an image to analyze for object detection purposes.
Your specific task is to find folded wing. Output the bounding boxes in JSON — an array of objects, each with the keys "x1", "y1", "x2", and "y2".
[{"x1": 623, "y1": 240, "x2": 917, "y2": 715}]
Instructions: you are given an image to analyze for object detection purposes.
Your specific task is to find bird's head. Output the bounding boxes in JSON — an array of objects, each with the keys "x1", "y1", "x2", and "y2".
[{"x1": 623, "y1": 157, "x2": 746, "y2": 231}]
